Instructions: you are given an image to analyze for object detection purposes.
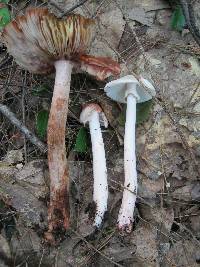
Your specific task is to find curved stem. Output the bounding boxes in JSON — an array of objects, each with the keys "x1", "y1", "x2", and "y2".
[
  {"x1": 47, "y1": 60, "x2": 72, "y2": 233},
  {"x1": 89, "y1": 111, "x2": 108, "y2": 227},
  {"x1": 117, "y1": 94, "x2": 137, "y2": 233}
]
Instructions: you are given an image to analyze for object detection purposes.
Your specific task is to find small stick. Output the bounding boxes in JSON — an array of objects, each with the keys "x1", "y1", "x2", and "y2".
[
  {"x1": 180, "y1": 0, "x2": 200, "y2": 46},
  {"x1": 21, "y1": 71, "x2": 27, "y2": 163},
  {"x1": 0, "y1": 104, "x2": 47, "y2": 153}
]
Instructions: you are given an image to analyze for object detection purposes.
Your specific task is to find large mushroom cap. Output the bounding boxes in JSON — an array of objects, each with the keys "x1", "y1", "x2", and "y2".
[{"x1": 2, "y1": 8, "x2": 94, "y2": 73}]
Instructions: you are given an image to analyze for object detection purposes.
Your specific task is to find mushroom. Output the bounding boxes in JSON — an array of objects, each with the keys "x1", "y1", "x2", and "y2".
[
  {"x1": 104, "y1": 75, "x2": 156, "y2": 233},
  {"x1": 2, "y1": 8, "x2": 120, "y2": 235},
  {"x1": 80, "y1": 103, "x2": 108, "y2": 228}
]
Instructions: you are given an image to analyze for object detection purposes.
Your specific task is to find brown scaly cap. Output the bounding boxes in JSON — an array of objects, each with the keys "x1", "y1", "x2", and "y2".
[
  {"x1": 2, "y1": 8, "x2": 94, "y2": 73},
  {"x1": 2, "y1": 8, "x2": 121, "y2": 79}
]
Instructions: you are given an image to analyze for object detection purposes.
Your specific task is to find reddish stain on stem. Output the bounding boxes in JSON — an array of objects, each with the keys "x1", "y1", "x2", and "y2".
[
  {"x1": 48, "y1": 173, "x2": 70, "y2": 232},
  {"x1": 47, "y1": 95, "x2": 70, "y2": 235}
]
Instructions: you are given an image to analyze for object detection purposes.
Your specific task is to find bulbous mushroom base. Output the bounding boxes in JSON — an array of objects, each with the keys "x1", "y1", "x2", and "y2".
[
  {"x1": 117, "y1": 221, "x2": 133, "y2": 234},
  {"x1": 117, "y1": 189, "x2": 136, "y2": 234}
]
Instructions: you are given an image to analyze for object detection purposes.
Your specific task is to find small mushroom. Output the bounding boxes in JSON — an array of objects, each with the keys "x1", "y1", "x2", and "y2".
[
  {"x1": 80, "y1": 103, "x2": 108, "y2": 228},
  {"x1": 104, "y1": 75, "x2": 156, "y2": 233},
  {"x1": 2, "y1": 8, "x2": 120, "y2": 236}
]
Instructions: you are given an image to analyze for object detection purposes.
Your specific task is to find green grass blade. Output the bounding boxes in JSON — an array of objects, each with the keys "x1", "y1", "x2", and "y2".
[
  {"x1": 0, "y1": 1, "x2": 11, "y2": 30},
  {"x1": 74, "y1": 127, "x2": 89, "y2": 153},
  {"x1": 171, "y1": 6, "x2": 185, "y2": 32},
  {"x1": 36, "y1": 110, "x2": 49, "y2": 139}
]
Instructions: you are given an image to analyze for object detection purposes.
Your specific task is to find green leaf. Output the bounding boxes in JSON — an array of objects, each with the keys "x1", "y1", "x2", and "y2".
[
  {"x1": 136, "y1": 100, "x2": 153, "y2": 124},
  {"x1": 0, "y1": 2, "x2": 11, "y2": 30},
  {"x1": 36, "y1": 110, "x2": 49, "y2": 138},
  {"x1": 170, "y1": 6, "x2": 185, "y2": 32},
  {"x1": 74, "y1": 127, "x2": 89, "y2": 153},
  {"x1": 116, "y1": 100, "x2": 153, "y2": 126},
  {"x1": 0, "y1": 199, "x2": 5, "y2": 209},
  {"x1": 32, "y1": 84, "x2": 50, "y2": 96},
  {"x1": 117, "y1": 106, "x2": 126, "y2": 126}
]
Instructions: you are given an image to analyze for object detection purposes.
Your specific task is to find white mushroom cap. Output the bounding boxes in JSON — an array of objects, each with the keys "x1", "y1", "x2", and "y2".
[
  {"x1": 104, "y1": 75, "x2": 156, "y2": 104},
  {"x1": 80, "y1": 103, "x2": 108, "y2": 128}
]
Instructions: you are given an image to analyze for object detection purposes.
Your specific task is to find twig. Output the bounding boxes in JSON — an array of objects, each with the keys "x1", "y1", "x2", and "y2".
[
  {"x1": 38, "y1": 248, "x2": 45, "y2": 267},
  {"x1": 168, "y1": 43, "x2": 200, "y2": 58},
  {"x1": 180, "y1": 0, "x2": 200, "y2": 46},
  {"x1": 21, "y1": 71, "x2": 27, "y2": 163},
  {"x1": 79, "y1": 229, "x2": 116, "y2": 266},
  {"x1": 72, "y1": 229, "x2": 123, "y2": 267},
  {"x1": 173, "y1": 220, "x2": 200, "y2": 247},
  {"x1": 1, "y1": 60, "x2": 14, "y2": 101},
  {"x1": 0, "y1": 54, "x2": 13, "y2": 70},
  {"x1": 0, "y1": 104, "x2": 47, "y2": 153}
]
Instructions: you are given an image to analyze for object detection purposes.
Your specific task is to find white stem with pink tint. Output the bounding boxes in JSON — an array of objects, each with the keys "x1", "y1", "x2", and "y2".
[
  {"x1": 47, "y1": 59, "x2": 73, "y2": 233},
  {"x1": 117, "y1": 93, "x2": 137, "y2": 233},
  {"x1": 104, "y1": 75, "x2": 156, "y2": 234},
  {"x1": 88, "y1": 111, "x2": 108, "y2": 228}
]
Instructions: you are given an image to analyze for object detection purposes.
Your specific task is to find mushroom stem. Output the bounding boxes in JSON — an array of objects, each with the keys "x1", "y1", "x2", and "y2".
[
  {"x1": 89, "y1": 111, "x2": 108, "y2": 227},
  {"x1": 47, "y1": 59, "x2": 73, "y2": 233},
  {"x1": 117, "y1": 93, "x2": 137, "y2": 233}
]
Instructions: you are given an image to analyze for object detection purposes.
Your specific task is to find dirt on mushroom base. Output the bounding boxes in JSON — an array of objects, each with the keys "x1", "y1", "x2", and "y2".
[{"x1": 0, "y1": 0, "x2": 200, "y2": 266}]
